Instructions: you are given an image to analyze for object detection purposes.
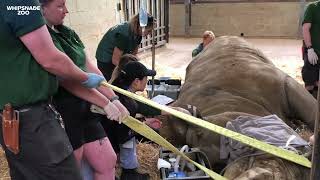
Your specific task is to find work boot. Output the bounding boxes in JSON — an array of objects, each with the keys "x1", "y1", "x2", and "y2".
[{"x1": 120, "y1": 169, "x2": 150, "y2": 180}]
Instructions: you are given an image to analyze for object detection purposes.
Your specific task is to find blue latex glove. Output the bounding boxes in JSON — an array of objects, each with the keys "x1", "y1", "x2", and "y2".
[{"x1": 82, "y1": 73, "x2": 105, "y2": 88}]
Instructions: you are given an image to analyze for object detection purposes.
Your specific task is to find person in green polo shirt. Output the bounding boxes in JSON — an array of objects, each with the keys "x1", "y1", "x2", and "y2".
[
  {"x1": 302, "y1": 1, "x2": 320, "y2": 97},
  {"x1": 96, "y1": 14, "x2": 154, "y2": 81},
  {"x1": 0, "y1": 0, "x2": 106, "y2": 179},
  {"x1": 39, "y1": 0, "x2": 130, "y2": 179}
]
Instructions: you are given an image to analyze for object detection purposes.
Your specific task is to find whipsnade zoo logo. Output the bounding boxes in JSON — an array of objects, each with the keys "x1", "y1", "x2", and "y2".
[{"x1": 6, "y1": 5, "x2": 40, "y2": 16}]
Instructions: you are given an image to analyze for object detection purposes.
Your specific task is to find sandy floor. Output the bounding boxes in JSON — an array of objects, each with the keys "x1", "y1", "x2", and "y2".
[
  {"x1": 139, "y1": 37, "x2": 304, "y2": 84},
  {"x1": 0, "y1": 37, "x2": 305, "y2": 179}
]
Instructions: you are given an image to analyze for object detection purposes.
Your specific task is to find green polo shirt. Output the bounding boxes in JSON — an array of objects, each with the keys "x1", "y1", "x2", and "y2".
[
  {"x1": 48, "y1": 25, "x2": 87, "y2": 98},
  {"x1": 48, "y1": 25, "x2": 86, "y2": 71},
  {"x1": 0, "y1": 0, "x2": 58, "y2": 108},
  {"x1": 96, "y1": 22, "x2": 142, "y2": 63},
  {"x1": 303, "y1": 1, "x2": 320, "y2": 54},
  {"x1": 192, "y1": 43, "x2": 204, "y2": 57}
]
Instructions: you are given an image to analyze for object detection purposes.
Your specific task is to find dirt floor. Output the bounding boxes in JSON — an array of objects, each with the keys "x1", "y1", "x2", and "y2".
[{"x1": 0, "y1": 37, "x2": 306, "y2": 179}]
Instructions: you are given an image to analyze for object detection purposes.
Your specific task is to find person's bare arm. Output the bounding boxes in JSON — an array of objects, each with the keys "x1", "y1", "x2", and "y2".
[
  {"x1": 303, "y1": 23, "x2": 312, "y2": 47},
  {"x1": 84, "y1": 51, "x2": 129, "y2": 116},
  {"x1": 85, "y1": 51, "x2": 118, "y2": 99},
  {"x1": 20, "y1": 25, "x2": 88, "y2": 82},
  {"x1": 111, "y1": 47, "x2": 123, "y2": 66},
  {"x1": 60, "y1": 80, "x2": 109, "y2": 108},
  {"x1": 60, "y1": 79, "x2": 123, "y2": 121}
]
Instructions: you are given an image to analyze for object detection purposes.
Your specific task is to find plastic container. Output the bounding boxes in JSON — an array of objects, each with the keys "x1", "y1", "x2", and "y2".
[
  {"x1": 139, "y1": 0, "x2": 148, "y2": 27},
  {"x1": 159, "y1": 147, "x2": 211, "y2": 180},
  {"x1": 146, "y1": 77, "x2": 181, "y2": 100}
]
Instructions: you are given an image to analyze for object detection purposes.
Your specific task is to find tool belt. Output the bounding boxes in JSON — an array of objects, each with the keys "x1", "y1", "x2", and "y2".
[{"x1": 2, "y1": 103, "x2": 19, "y2": 154}]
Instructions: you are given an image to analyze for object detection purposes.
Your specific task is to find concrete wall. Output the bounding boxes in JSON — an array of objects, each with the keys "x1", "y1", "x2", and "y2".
[
  {"x1": 169, "y1": 2, "x2": 303, "y2": 38},
  {"x1": 64, "y1": 0, "x2": 123, "y2": 58}
]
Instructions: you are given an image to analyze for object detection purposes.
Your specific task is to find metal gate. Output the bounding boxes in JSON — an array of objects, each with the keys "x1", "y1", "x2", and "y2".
[{"x1": 123, "y1": 0, "x2": 169, "y2": 51}]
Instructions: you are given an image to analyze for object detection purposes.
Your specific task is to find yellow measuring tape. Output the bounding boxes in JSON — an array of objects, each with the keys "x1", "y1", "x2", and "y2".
[
  {"x1": 123, "y1": 116, "x2": 227, "y2": 180},
  {"x1": 90, "y1": 100, "x2": 225, "y2": 179},
  {"x1": 101, "y1": 81, "x2": 311, "y2": 170}
]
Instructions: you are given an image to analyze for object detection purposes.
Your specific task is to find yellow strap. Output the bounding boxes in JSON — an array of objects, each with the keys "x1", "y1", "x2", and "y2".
[
  {"x1": 101, "y1": 81, "x2": 311, "y2": 168},
  {"x1": 123, "y1": 116, "x2": 227, "y2": 180},
  {"x1": 90, "y1": 103, "x2": 225, "y2": 179}
]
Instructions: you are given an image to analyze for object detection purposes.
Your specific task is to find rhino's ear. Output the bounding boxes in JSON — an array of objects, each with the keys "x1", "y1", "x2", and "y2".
[
  {"x1": 170, "y1": 107, "x2": 191, "y2": 115},
  {"x1": 175, "y1": 104, "x2": 204, "y2": 120},
  {"x1": 186, "y1": 104, "x2": 203, "y2": 119}
]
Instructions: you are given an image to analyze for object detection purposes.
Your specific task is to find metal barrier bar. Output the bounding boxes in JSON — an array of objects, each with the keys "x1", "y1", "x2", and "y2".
[{"x1": 124, "y1": 0, "x2": 168, "y2": 51}]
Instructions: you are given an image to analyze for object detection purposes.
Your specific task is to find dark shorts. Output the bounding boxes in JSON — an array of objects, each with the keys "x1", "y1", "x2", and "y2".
[
  {"x1": 302, "y1": 47, "x2": 320, "y2": 86},
  {"x1": 53, "y1": 95, "x2": 106, "y2": 150},
  {"x1": 0, "y1": 101, "x2": 81, "y2": 180},
  {"x1": 97, "y1": 61, "x2": 115, "y2": 81},
  {"x1": 84, "y1": 113, "x2": 107, "y2": 144}
]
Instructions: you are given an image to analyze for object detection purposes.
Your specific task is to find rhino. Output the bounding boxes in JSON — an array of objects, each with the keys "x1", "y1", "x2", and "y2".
[{"x1": 159, "y1": 36, "x2": 315, "y2": 179}]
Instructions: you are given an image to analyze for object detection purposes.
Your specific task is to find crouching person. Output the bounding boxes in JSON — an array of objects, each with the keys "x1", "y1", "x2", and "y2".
[
  {"x1": 102, "y1": 61, "x2": 158, "y2": 180},
  {"x1": 98, "y1": 56, "x2": 180, "y2": 180}
]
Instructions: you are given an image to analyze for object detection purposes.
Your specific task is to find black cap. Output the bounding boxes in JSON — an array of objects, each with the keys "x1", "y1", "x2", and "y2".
[{"x1": 121, "y1": 61, "x2": 156, "y2": 79}]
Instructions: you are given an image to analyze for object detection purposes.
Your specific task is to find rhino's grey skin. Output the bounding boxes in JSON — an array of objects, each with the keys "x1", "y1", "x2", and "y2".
[{"x1": 160, "y1": 36, "x2": 316, "y2": 167}]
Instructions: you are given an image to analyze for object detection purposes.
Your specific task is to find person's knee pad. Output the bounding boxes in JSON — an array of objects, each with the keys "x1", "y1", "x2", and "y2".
[
  {"x1": 119, "y1": 138, "x2": 138, "y2": 169},
  {"x1": 81, "y1": 159, "x2": 94, "y2": 180}
]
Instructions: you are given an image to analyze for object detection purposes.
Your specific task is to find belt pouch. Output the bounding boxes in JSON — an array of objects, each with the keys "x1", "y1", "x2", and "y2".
[{"x1": 2, "y1": 103, "x2": 19, "y2": 154}]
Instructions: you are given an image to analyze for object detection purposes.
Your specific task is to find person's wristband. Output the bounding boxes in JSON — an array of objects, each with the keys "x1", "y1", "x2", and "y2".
[{"x1": 110, "y1": 96, "x2": 119, "y2": 102}]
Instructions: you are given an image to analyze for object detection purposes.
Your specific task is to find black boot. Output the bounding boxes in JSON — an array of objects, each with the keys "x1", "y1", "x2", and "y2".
[{"x1": 120, "y1": 169, "x2": 150, "y2": 180}]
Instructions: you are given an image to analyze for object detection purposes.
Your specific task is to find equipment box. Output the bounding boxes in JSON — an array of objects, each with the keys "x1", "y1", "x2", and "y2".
[
  {"x1": 159, "y1": 147, "x2": 211, "y2": 180},
  {"x1": 146, "y1": 77, "x2": 181, "y2": 100}
]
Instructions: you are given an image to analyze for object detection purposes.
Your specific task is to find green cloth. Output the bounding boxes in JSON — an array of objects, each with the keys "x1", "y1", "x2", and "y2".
[
  {"x1": 48, "y1": 25, "x2": 86, "y2": 71},
  {"x1": 96, "y1": 22, "x2": 142, "y2": 63},
  {"x1": 303, "y1": 1, "x2": 320, "y2": 54},
  {"x1": 0, "y1": 0, "x2": 58, "y2": 108},
  {"x1": 192, "y1": 43, "x2": 204, "y2": 57},
  {"x1": 48, "y1": 25, "x2": 87, "y2": 98}
]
